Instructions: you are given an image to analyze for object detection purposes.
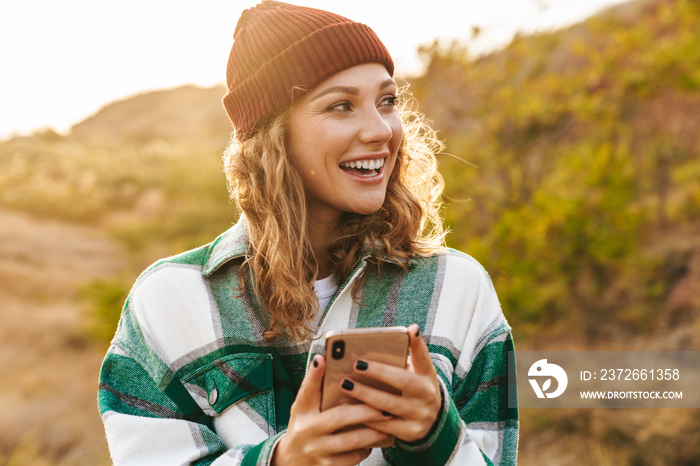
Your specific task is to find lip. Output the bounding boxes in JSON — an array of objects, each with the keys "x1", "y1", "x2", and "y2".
[{"x1": 338, "y1": 158, "x2": 387, "y2": 184}]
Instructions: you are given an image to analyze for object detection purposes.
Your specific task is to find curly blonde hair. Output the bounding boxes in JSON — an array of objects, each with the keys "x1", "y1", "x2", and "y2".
[{"x1": 223, "y1": 86, "x2": 445, "y2": 341}]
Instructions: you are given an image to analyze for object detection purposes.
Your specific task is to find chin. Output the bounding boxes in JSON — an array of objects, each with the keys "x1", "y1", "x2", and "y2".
[
  {"x1": 338, "y1": 189, "x2": 388, "y2": 216},
  {"x1": 348, "y1": 202, "x2": 385, "y2": 216}
]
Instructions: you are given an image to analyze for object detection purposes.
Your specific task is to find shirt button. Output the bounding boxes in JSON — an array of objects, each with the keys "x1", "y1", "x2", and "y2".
[{"x1": 209, "y1": 388, "x2": 219, "y2": 405}]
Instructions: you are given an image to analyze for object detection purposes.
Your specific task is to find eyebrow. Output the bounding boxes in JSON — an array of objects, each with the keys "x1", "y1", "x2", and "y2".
[{"x1": 309, "y1": 78, "x2": 396, "y2": 102}]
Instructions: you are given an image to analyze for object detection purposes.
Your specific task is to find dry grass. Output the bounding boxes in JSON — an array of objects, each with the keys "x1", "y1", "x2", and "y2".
[{"x1": 0, "y1": 208, "x2": 123, "y2": 465}]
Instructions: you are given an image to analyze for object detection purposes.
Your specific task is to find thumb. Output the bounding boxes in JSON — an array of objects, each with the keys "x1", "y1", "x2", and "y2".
[
  {"x1": 407, "y1": 324, "x2": 436, "y2": 376},
  {"x1": 292, "y1": 354, "x2": 325, "y2": 413}
]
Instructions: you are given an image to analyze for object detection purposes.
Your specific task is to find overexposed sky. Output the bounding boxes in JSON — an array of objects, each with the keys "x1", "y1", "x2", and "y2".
[{"x1": 0, "y1": 0, "x2": 629, "y2": 139}]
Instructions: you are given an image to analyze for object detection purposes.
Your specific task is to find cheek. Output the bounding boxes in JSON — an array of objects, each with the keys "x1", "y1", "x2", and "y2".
[
  {"x1": 288, "y1": 130, "x2": 320, "y2": 175},
  {"x1": 319, "y1": 124, "x2": 355, "y2": 158},
  {"x1": 386, "y1": 119, "x2": 404, "y2": 173},
  {"x1": 288, "y1": 147, "x2": 309, "y2": 178},
  {"x1": 389, "y1": 118, "x2": 403, "y2": 151}
]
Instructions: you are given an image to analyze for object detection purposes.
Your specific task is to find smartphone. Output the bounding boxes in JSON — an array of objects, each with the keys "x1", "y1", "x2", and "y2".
[{"x1": 320, "y1": 326, "x2": 410, "y2": 448}]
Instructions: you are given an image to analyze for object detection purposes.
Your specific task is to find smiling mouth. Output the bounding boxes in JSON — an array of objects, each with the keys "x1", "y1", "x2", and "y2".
[{"x1": 339, "y1": 158, "x2": 386, "y2": 177}]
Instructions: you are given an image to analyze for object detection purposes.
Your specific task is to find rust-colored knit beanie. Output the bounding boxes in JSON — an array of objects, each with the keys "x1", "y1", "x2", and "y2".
[{"x1": 222, "y1": 1, "x2": 394, "y2": 140}]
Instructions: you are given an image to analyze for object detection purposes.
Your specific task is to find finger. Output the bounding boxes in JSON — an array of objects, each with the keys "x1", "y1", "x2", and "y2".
[
  {"x1": 339, "y1": 376, "x2": 414, "y2": 418},
  {"x1": 337, "y1": 375, "x2": 442, "y2": 443},
  {"x1": 407, "y1": 324, "x2": 437, "y2": 375},
  {"x1": 366, "y1": 418, "x2": 427, "y2": 442},
  {"x1": 352, "y1": 359, "x2": 434, "y2": 400},
  {"x1": 366, "y1": 417, "x2": 404, "y2": 435},
  {"x1": 292, "y1": 354, "x2": 325, "y2": 413},
  {"x1": 328, "y1": 448, "x2": 373, "y2": 466},
  {"x1": 317, "y1": 425, "x2": 392, "y2": 455},
  {"x1": 317, "y1": 401, "x2": 391, "y2": 433}
]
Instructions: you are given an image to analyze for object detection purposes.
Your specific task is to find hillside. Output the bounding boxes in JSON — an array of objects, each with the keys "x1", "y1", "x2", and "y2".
[
  {"x1": 0, "y1": 208, "x2": 123, "y2": 465},
  {"x1": 409, "y1": 1, "x2": 700, "y2": 462},
  {"x1": 411, "y1": 0, "x2": 700, "y2": 344},
  {"x1": 70, "y1": 84, "x2": 231, "y2": 145}
]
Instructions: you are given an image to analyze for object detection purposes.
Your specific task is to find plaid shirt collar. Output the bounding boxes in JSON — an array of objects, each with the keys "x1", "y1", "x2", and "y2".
[
  {"x1": 201, "y1": 215, "x2": 250, "y2": 277},
  {"x1": 201, "y1": 214, "x2": 417, "y2": 278}
]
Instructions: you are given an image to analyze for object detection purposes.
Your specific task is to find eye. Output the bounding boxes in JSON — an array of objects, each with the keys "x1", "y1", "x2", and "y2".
[
  {"x1": 326, "y1": 101, "x2": 352, "y2": 112},
  {"x1": 379, "y1": 95, "x2": 398, "y2": 108}
]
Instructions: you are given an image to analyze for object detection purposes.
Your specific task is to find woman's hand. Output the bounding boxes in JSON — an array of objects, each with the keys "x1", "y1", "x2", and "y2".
[
  {"x1": 340, "y1": 324, "x2": 443, "y2": 443},
  {"x1": 272, "y1": 355, "x2": 392, "y2": 466}
]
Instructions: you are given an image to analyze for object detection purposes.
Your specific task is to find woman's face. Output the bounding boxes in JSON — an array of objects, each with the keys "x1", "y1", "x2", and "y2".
[{"x1": 288, "y1": 63, "x2": 403, "y2": 222}]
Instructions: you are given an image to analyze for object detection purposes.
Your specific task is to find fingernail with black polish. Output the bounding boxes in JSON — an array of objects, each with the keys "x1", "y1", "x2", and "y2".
[
  {"x1": 312, "y1": 357, "x2": 319, "y2": 368},
  {"x1": 415, "y1": 327, "x2": 421, "y2": 338},
  {"x1": 341, "y1": 379, "x2": 354, "y2": 391},
  {"x1": 355, "y1": 360, "x2": 368, "y2": 371}
]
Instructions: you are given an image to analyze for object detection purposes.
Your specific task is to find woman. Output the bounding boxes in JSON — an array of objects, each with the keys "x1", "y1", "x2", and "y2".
[{"x1": 98, "y1": 2, "x2": 518, "y2": 465}]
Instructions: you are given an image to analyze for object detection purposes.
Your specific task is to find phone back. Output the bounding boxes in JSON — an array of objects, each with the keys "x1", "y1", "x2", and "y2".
[{"x1": 320, "y1": 326, "x2": 409, "y2": 411}]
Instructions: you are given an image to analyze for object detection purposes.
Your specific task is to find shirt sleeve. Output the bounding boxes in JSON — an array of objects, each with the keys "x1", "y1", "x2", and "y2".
[
  {"x1": 98, "y1": 311, "x2": 282, "y2": 466},
  {"x1": 381, "y1": 329, "x2": 518, "y2": 465},
  {"x1": 381, "y1": 251, "x2": 519, "y2": 466}
]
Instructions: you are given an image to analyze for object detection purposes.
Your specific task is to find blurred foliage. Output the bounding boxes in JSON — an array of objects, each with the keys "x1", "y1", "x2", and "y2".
[
  {"x1": 0, "y1": 434, "x2": 54, "y2": 466},
  {"x1": 79, "y1": 277, "x2": 133, "y2": 344},
  {"x1": 412, "y1": 0, "x2": 700, "y2": 343},
  {"x1": 0, "y1": 431, "x2": 112, "y2": 466},
  {"x1": 518, "y1": 407, "x2": 700, "y2": 465}
]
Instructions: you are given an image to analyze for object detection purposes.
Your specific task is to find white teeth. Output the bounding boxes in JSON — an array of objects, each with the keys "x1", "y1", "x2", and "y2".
[{"x1": 340, "y1": 158, "x2": 385, "y2": 170}]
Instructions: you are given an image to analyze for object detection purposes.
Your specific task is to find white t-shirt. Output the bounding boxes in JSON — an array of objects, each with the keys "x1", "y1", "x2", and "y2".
[{"x1": 312, "y1": 274, "x2": 338, "y2": 328}]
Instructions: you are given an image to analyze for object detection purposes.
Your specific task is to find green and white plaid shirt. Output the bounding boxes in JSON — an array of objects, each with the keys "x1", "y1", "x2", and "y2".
[{"x1": 98, "y1": 216, "x2": 518, "y2": 465}]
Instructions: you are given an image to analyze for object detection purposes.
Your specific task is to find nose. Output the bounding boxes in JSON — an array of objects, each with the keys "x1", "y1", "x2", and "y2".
[{"x1": 358, "y1": 106, "x2": 393, "y2": 145}]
